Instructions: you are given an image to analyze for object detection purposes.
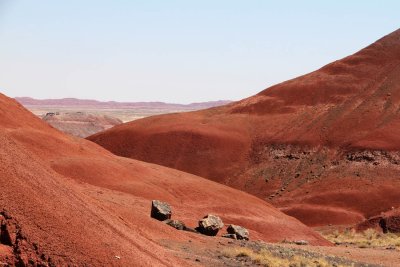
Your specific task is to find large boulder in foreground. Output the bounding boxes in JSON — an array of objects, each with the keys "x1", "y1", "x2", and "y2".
[
  {"x1": 227, "y1": 224, "x2": 249, "y2": 240},
  {"x1": 196, "y1": 214, "x2": 224, "y2": 236},
  {"x1": 151, "y1": 200, "x2": 172, "y2": 221}
]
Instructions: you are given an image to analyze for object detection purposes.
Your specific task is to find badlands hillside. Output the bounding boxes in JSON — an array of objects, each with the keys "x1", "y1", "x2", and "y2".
[
  {"x1": 0, "y1": 93, "x2": 327, "y2": 266},
  {"x1": 89, "y1": 29, "x2": 400, "y2": 227}
]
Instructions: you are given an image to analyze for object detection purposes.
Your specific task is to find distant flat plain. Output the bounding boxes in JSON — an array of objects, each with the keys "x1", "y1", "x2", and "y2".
[
  {"x1": 25, "y1": 106, "x2": 193, "y2": 122},
  {"x1": 16, "y1": 97, "x2": 232, "y2": 122}
]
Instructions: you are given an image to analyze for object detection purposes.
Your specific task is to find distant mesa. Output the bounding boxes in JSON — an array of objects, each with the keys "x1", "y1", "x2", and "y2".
[
  {"x1": 42, "y1": 111, "x2": 122, "y2": 138},
  {"x1": 88, "y1": 29, "x2": 400, "y2": 228},
  {"x1": 14, "y1": 97, "x2": 232, "y2": 137},
  {"x1": 14, "y1": 97, "x2": 232, "y2": 110}
]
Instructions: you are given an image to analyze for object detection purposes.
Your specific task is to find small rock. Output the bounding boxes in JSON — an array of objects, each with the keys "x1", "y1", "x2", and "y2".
[
  {"x1": 163, "y1": 219, "x2": 186, "y2": 230},
  {"x1": 294, "y1": 240, "x2": 309, "y2": 245},
  {"x1": 386, "y1": 245, "x2": 396, "y2": 250},
  {"x1": 222, "y1": 233, "x2": 237, "y2": 240},
  {"x1": 227, "y1": 224, "x2": 249, "y2": 240},
  {"x1": 183, "y1": 227, "x2": 198, "y2": 233},
  {"x1": 196, "y1": 214, "x2": 224, "y2": 236},
  {"x1": 151, "y1": 200, "x2": 171, "y2": 221}
]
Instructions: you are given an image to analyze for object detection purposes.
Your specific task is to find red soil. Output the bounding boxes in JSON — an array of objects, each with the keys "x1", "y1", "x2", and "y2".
[
  {"x1": 0, "y1": 93, "x2": 328, "y2": 266},
  {"x1": 89, "y1": 29, "x2": 400, "y2": 227}
]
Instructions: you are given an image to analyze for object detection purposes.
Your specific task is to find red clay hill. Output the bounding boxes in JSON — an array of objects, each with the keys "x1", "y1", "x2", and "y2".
[
  {"x1": 0, "y1": 92, "x2": 327, "y2": 266},
  {"x1": 89, "y1": 29, "x2": 400, "y2": 228}
]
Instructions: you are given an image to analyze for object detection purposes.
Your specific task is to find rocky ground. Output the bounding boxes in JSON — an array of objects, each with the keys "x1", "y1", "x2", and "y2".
[{"x1": 159, "y1": 237, "x2": 399, "y2": 267}]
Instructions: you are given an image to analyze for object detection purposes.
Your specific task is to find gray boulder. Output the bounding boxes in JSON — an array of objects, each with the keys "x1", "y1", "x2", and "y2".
[
  {"x1": 196, "y1": 214, "x2": 224, "y2": 236},
  {"x1": 227, "y1": 224, "x2": 249, "y2": 240},
  {"x1": 151, "y1": 200, "x2": 171, "y2": 221}
]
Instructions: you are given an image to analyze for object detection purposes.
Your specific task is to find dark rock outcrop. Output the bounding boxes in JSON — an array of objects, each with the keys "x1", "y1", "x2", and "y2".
[
  {"x1": 151, "y1": 200, "x2": 172, "y2": 221},
  {"x1": 0, "y1": 210, "x2": 54, "y2": 266},
  {"x1": 196, "y1": 214, "x2": 224, "y2": 236},
  {"x1": 357, "y1": 208, "x2": 400, "y2": 233}
]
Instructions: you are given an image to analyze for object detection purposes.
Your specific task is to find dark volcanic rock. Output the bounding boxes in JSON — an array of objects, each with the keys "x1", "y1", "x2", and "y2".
[
  {"x1": 227, "y1": 224, "x2": 249, "y2": 240},
  {"x1": 196, "y1": 214, "x2": 224, "y2": 236},
  {"x1": 163, "y1": 219, "x2": 186, "y2": 230},
  {"x1": 151, "y1": 200, "x2": 172, "y2": 221}
]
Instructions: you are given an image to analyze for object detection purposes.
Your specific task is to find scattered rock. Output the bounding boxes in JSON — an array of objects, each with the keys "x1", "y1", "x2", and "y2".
[
  {"x1": 227, "y1": 224, "x2": 249, "y2": 240},
  {"x1": 151, "y1": 200, "x2": 172, "y2": 221},
  {"x1": 294, "y1": 240, "x2": 309, "y2": 245},
  {"x1": 163, "y1": 219, "x2": 186, "y2": 230},
  {"x1": 183, "y1": 227, "x2": 198, "y2": 233},
  {"x1": 222, "y1": 234, "x2": 237, "y2": 240},
  {"x1": 196, "y1": 214, "x2": 224, "y2": 236}
]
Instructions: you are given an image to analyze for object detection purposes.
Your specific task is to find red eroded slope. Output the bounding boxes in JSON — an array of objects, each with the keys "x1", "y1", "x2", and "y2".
[
  {"x1": 0, "y1": 93, "x2": 328, "y2": 266},
  {"x1": 89, "y1": 29, "x2": 400, "y2": 227}
]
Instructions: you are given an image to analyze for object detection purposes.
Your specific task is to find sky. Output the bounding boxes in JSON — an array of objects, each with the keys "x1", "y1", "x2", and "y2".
[{"x1": 0, "y1": 1, "x2": 399, "y2": 103}]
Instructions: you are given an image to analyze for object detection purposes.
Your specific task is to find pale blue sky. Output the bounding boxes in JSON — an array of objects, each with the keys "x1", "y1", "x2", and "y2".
[{"x1": 0, "y1": 1, "x2": 399, "y2": 103}]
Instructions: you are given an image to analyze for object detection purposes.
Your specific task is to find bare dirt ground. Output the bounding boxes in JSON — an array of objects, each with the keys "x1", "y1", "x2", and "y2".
[{"x1": 159, "y1": 237, "x2": 398, "y2": 267}]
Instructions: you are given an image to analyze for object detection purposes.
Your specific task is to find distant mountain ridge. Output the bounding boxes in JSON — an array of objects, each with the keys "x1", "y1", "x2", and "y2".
[{"x1": 15, "y1": 97, "x2": 232, "y2": 110}]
